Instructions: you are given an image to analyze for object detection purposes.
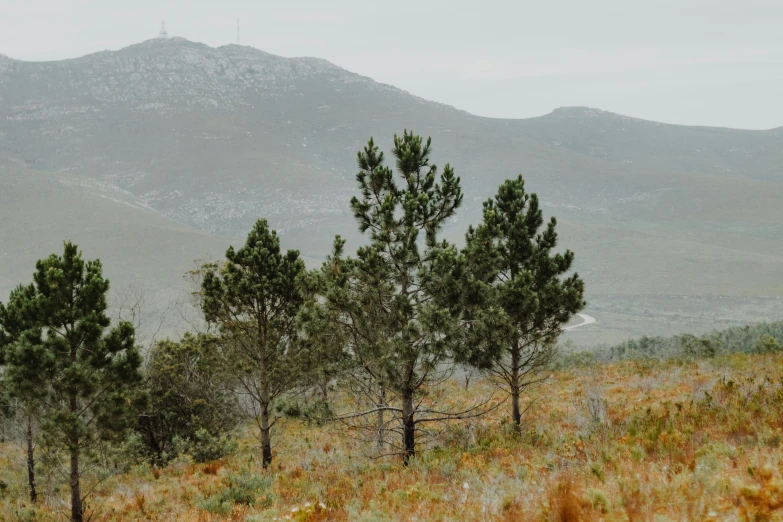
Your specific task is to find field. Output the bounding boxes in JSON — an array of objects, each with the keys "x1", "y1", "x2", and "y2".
[{"x1": 3, "y1": 351, "x2": 783, "y2": 521}]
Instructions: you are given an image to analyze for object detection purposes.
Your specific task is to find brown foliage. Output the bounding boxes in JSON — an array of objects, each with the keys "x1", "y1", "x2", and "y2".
[
  {"x1": 550, "y1": 475, "x2": 589, "y2": 522},
  {"x1": 202, "y1": 461, "x2": 223, "y2": 475},
  {"x1": 738, "y1": 465, "x2": 783, "y2": 521}
]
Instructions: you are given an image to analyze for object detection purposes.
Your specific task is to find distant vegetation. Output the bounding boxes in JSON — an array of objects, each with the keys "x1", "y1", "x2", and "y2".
[{"x1": 558, "y1": 320, "x2": 783, "y2": 368}]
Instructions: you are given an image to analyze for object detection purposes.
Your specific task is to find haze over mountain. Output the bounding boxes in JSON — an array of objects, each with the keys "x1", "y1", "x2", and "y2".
[{"x1": 1, "y1": 37, "x2": 782, "y2": 344}]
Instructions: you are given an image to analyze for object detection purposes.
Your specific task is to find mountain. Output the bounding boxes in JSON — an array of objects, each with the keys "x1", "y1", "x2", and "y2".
[
  {"x1": 0, "y1": 164, "x2": 236, "y2": 342},
  {"x1": 1, "y1": 38, "x2": 782, "y2": 344}
]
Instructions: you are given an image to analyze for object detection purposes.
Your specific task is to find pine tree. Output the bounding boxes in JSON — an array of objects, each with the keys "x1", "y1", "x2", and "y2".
[
  {"x1": 313, "y1": 236, "x2": 398, "y2": 453},
  {"x1": 1, "y1": 242, "x2": 142, "y2": 522},
  {"x1": 465, "y1": 175, "x2": 585, "y2": 428},
  {"x1": 200, "y1": 219, "x2": 308, "y2": 468},
  {"x1": 322, "y1": 132, "x2": 500, "y2": 464},
  {"x1": 0, "y1": 283, "x2": 43, "y2": 504},
  {"x1": 295, "y1": 266, "x2": 351, "y2": 406}
]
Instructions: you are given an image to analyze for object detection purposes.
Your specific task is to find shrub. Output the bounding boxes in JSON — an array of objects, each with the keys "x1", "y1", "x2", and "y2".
[
  {"x1": 220, "y1": 472, "x2": 273, "y2": 506},
  {"x1": 170, "y1": 428, "x2": 237, "y2": 463},
  {"x1": 198, "y1": 495, "x2": 232, "y2": 515},
  {"x1": 275, "y1": 397, "x2": 332, "y2": 425},
  {"x1": 114, "y1": 429, "x2": 151, "y2": 468},
  {"x1": 200, "y1": 472, "x2": 274, "y2": 513},
  {"x1": 755, "y1": 335, "x2": 780, "y2": 354},
  {"x1": 682, "y1": 335, "x2": 719, "y2": 358},
  {"x1": 136, "y1": 333, "x2": 242, "y2": 463}
]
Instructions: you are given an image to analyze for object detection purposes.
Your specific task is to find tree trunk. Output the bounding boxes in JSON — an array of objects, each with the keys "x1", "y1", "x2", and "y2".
[
  {"x1": 401, "y1": 389, "x2": 415, "y2": 466},
  {"x1": 376, "y1": 385, "x2": 385, "y2": 453},
  {"x1": 260, "y1": 403, "x2": 272, "y2": 468},
  {"x1": 398, "y1": 271, "x2": 416, "y2": 466},
  {"x1": 511, "y1": 340, "x2": 521, "y2": 429},
  {"x1": 70, "y1": 447, "x2": 82, "y2": 522},
  {"x1": 26, "y1": 415, "x2": 37, "y2": 504},
  {"x1": 257, "y1": 322, "x2": 273, "y2": 469},
  {"x1": 70, "y1": 395, "x2": 83, "y2": 522}
]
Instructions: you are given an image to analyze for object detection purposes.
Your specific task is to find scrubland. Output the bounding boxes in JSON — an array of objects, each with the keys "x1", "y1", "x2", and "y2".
[{"x1": 3, "y1": 352, "x2": 783, "y2": 521}]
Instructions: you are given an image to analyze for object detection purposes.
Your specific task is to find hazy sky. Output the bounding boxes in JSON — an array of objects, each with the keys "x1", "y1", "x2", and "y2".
[{"x1": 1, "y1": 0, "x2": 782, "y2": 129}]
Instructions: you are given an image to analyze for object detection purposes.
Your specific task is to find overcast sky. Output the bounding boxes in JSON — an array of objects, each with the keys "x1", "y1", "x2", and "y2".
[{"x1": 1, "y1": 0, "x2": 782, "y2": 129}]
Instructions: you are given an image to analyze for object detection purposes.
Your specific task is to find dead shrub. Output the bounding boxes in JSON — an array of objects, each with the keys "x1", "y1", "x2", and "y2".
[
  {"x1": 738, "y1": 465, "x2": 783, "y2": 521},
  {"x1": 550, "y1": 475, "x2": 587, "y2": 522},
  {"x1": 203, "y1": 461, "x2": 223, "y2": 475}
]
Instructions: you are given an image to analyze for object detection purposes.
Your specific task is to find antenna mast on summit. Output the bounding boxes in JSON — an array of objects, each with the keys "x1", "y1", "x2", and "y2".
[
  {"x1": 158, "y1": 21, "x2": 168, "y2": 39},
  {"x1": 237, "y1": 19, "x2": 240, "y2": 45}
]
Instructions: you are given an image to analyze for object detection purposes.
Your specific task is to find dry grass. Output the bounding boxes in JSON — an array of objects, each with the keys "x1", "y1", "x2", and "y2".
[{"x1": 4, "y1": 352, "x2": 783, "y2": 521}]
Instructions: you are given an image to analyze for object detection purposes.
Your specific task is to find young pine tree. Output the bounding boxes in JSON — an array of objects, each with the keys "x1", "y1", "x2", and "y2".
[
  {"x1": 314, "y1": 236, "x2": 398, "y2": 453},
  {"x1": 0, "y1": 283, "x2": 43, "y2": 504},
  {"x1": 2, "y1": 242, "x2": 142, "y2": 522},
  {"x1": 324, "y1": 132, "x2": 501, "y2": 464},
  {"x1": 465, "y1": 176, "x2": 585, "y2": 428},
  {"x1": 200, "y1": 219, "x2": 310, "y2": 468}
]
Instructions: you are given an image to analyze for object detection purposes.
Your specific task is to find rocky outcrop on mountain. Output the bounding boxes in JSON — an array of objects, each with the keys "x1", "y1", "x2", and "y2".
[{"x1": 3, "y1": 38, "x2": 423, "y2": 115}]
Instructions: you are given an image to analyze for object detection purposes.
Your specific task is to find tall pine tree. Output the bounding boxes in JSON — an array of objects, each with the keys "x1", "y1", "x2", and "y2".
[
  {"x1": 200, "y1": 219, "x2": 309, "y2": 468},
  {"x1": 465, "y1": 176, "x2": 585, "y2": 428},
  {"x1": 1, "y1": 242, "x2": 142, "y2": 522},
  {"x1": 323, "y1": 132, "x2": 501, "y2": 464}
]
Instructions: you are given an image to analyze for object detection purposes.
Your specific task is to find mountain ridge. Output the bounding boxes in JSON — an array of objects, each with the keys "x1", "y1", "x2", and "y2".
[
  {"x1": 4, "y1": 38, "x2": 781, "y2": 130},
  {"x1": 1, "y1": 37, "x2": 782, "y2": 344}
]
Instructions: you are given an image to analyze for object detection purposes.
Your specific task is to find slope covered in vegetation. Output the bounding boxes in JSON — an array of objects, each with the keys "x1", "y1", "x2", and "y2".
[
  {"x1": 2, "y1": 130, "x2": 780, "y2": 522},
  {"x1": 2, "y1": 350, "x2": 783, "y2": 521}
]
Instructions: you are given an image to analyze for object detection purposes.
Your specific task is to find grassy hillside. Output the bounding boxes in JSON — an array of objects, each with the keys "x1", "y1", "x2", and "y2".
[{"x1": 3, "y1": 350, "x2": 783, "y2": 520}]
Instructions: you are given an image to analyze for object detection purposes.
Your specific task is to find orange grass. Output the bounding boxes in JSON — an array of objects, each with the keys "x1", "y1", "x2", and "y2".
[{"x1": 3, "y1": 352, "x2": 783, "y2": 520}]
